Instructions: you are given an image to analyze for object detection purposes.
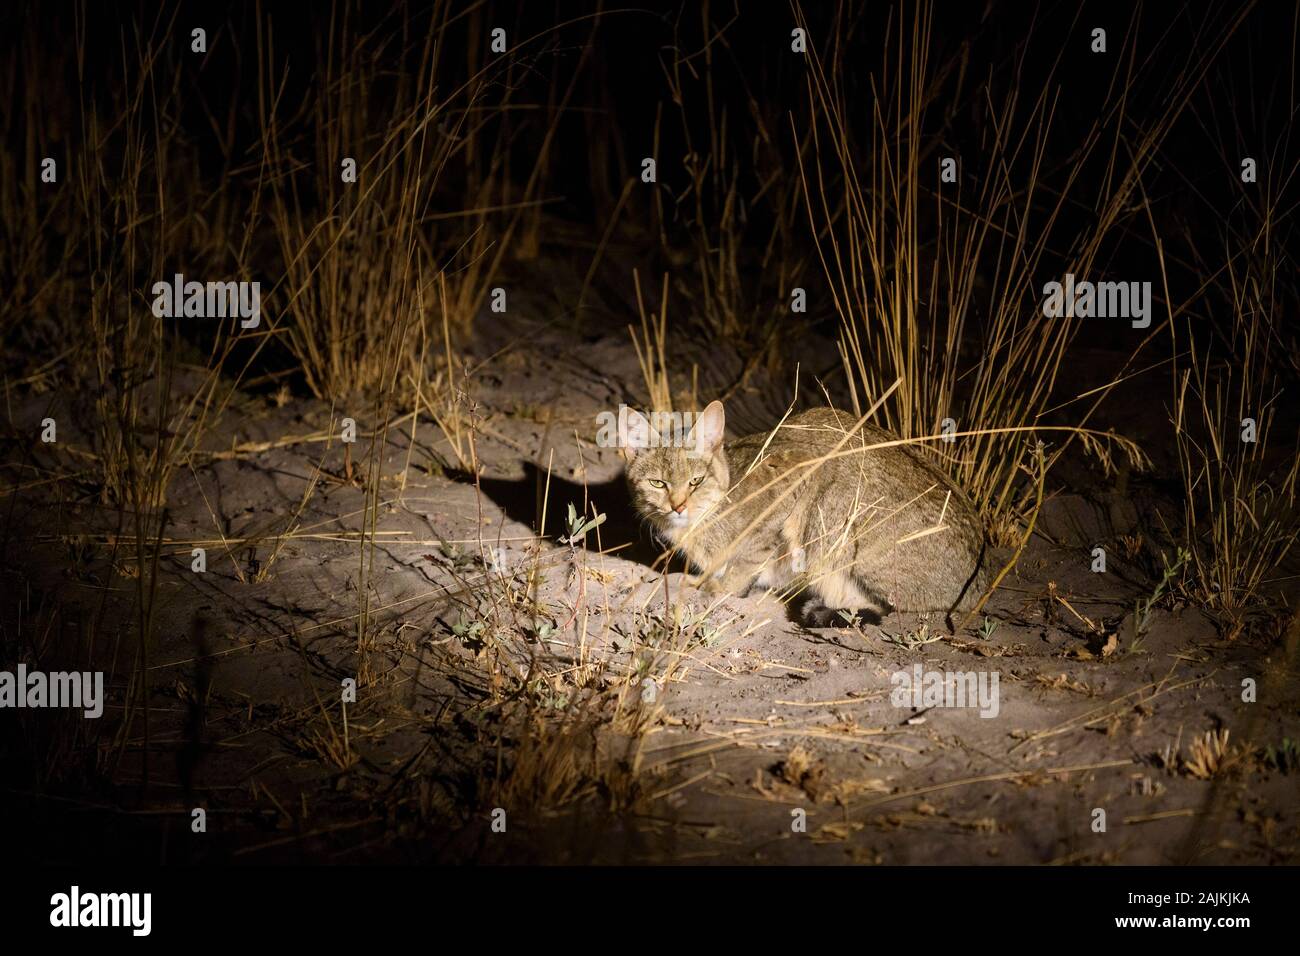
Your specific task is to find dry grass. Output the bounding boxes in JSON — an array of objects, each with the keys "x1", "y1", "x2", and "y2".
[
  {"x1": 1171, "y1": 204, "x2": 1300, "y2": 636},
  {"x1": 258, "y1": 2, "x2": 540, "y2": 401},
  {"x1": 400, "y1": 455, "x2": 744, "y2": 822},
  {"x1": 1159, "y1": 727, "x2": 1246, "y2": 780},
  {"x1": 0, "y1": 0, "x2": 607, "y2": 817},
  {"x1": 792, "y1": 1, "x2": 1241, "y2": 544},
  {"x1": 630, "y1": 270, "x2": 685, "y2": 414},
  {"x1": 659, "y1": 2, "x2": 809, "y2": 371}
]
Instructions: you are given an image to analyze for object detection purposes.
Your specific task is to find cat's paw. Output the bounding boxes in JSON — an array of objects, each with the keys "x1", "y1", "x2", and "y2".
[
  {"x1": 803, "y1": 603, "x2": 884, "y2": 629},
  {"x1": 683, "y1": 573, "x2": 715, "y2": 592},
  {"x1": 802, "y1": 602, "x2": 840, "y2": 628},
  {"x1": 687, "y1": 565, "x2": 757, "y2": 597},
  {"x1": 698, "y1": 575, "x2": 726, "y2": 595}
]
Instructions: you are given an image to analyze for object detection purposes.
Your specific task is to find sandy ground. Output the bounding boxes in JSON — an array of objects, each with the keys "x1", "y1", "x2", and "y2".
[{"x1": 3, "y1": 262, "x2": 1299, "y2": 866}]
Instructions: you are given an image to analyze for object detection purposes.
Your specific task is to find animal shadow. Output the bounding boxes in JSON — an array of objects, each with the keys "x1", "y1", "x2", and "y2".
[{"x1": 453, "y1": 461, "x2": 686, "y2": 571}]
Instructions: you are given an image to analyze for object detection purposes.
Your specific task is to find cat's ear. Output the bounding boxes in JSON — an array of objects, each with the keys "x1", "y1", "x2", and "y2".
[
  {"x1": 619, "y1": 406, "x2": 652, "y2": 462},
  {"x1": 691, "y1": 400, "x2": 725, "y2": 455}
]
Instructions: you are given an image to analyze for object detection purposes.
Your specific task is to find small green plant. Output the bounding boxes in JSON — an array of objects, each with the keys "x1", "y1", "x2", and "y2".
[
  {"x1": 559, "y1": 502, "x2": 607, "y2": 547},
  {"x1": 836, "y1": 609, "x2": 865, "y2": 628},
  {"x1": 525, "y1": 677, "x2": 571, "y2": 711},
  {"x1": 880, "y1": 621, "x2": 944, "y2": 649},
  {"x1": 635, "y1": 604, "x2": 721, "y2": 650},
  {"x1": 978, "y1": 616, "x2": 1000, "y2": 640},
  {"x1": 428, "y1": 536, "x2": 476, "y2": 571},
  {"x1": 1261, "y1": 738, "x2": 1299, "y2": 774},
  {"x1": 451, "y1": 617, "x2": 487, "y2": 652},
  {"x1": 1130, "y1": 547, "x2": 1191, "y2": 653}
]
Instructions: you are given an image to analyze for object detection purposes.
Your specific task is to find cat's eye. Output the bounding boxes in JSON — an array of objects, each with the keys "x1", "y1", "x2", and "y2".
[
  {"x1": 689, "y1": 475, "x2": 706, "y2": 486},
  {"x1": 647, "y1": 479, "x2": 667, "y2": 489}
]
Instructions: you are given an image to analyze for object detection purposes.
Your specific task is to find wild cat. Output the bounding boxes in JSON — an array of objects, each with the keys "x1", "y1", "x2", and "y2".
[{"x1": 621, "y1": 401, "x2": 988, "y2": 628}]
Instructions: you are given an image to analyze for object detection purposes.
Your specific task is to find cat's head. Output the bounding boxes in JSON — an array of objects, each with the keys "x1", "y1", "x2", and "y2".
[{"x1": 621, "y1": 400, "x2": 730, "y2": 536}]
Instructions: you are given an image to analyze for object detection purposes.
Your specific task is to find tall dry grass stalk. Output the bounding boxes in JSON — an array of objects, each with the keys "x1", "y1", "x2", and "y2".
[
  {"x1": 259, "y1": 1, "x2": 580, "y2": 402},
  {"x1": 630, "y1": 270, "x2": 681, "y2": 414},
  {"x1": 660, "y1": 1, "x2": 809, "y2": 369},
  {"x1": 1173, "y1": 235, "x2": 1300, "y2": 636},
  {"x1": 793, "y1": 1, "x2": 1241, "y2": 543},
  {"x1": 50, "y1": 5, "x2": 262, "y2": 784}
]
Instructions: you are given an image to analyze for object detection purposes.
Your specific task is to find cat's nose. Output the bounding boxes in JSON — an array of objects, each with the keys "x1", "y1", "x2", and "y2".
[{"x1": 672, "y1": 501, "x2": 687, "y2": 514}]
